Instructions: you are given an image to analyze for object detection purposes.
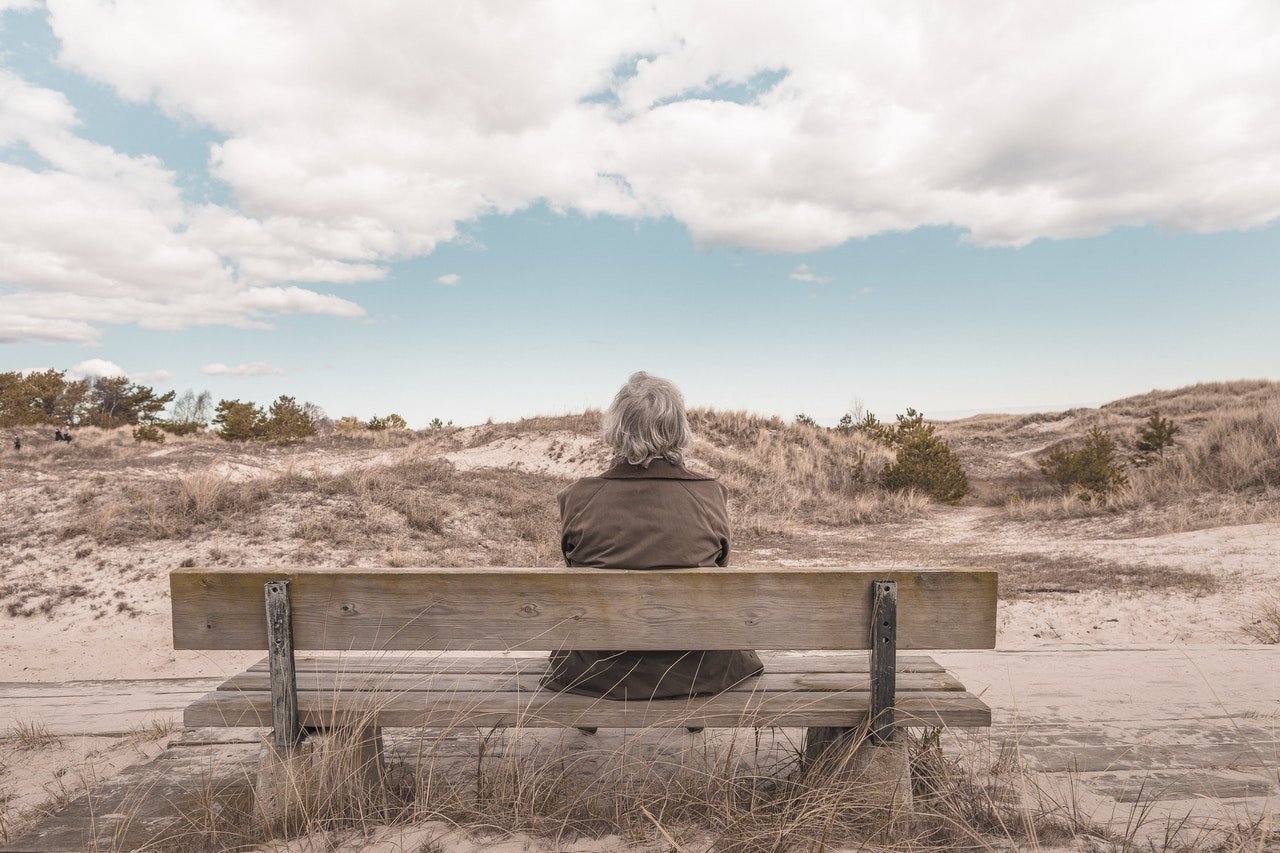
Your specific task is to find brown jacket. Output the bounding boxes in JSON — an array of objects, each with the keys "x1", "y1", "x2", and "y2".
[{"x1": 541, "y1": 458, "x2": 764, "y2": 700}]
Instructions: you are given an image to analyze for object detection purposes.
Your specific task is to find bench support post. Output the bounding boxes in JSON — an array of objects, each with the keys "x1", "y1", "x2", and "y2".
[
  {"x1": 801, "y1": 578, "x2": 902, "y2": 770},
  {"x1": 869, "y1": 579, "x2": 897, "y2": 744},
  {"x1": 265, "y1": 580, "x2": 302, "y2": 750}
]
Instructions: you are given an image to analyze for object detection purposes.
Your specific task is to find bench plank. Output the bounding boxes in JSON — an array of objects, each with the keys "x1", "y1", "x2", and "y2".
[
  {"x1": 217, "y1": 668, "x2": 967, "y2": 694},
  {"x1": 184, "y1": 688, "x2": 991, "y2": 729},
  {"x1": 244, "y1": 652, "x2": 949, "y2": 675},
  {"x1": 172, "y1": 567, "x2": 997, "y2": 651}
]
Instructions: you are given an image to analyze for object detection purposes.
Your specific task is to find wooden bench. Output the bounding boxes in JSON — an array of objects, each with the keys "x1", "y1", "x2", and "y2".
[{"x1": 171, "y1": 566, "x2": 996, "y2": 775}]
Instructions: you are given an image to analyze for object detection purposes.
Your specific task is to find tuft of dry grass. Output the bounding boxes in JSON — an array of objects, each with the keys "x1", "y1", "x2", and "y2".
[
  {"x1": 5, "y1": 719, "x2": 62, "y2": 751},
  {"x1": 1241, "y1": 595, "x2": 1280, "y2": 644}
]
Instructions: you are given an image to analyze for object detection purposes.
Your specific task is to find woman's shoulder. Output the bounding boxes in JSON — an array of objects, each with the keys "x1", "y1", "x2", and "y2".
[{"x1": 556, "y1": 476, "x2": 609, "y2": 512}]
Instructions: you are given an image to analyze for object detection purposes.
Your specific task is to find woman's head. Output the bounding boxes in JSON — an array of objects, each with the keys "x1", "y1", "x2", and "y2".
[{"x1": 602, "y1": 371, "x2": 692, "y2": 466}]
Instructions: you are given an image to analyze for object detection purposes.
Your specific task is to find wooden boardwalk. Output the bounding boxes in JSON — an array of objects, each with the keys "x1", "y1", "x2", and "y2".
[{"x1": 2, "y1": 647, "x2": 1277, "y2": 851}]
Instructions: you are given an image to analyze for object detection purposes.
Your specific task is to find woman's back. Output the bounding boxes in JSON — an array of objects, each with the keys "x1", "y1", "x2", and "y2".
[
  {"x1": 558, "y1": 458, "x2": 730, "y2": 569},
  {"x1": 542, "y1": 456, "x2": 764, "y2": 701}
]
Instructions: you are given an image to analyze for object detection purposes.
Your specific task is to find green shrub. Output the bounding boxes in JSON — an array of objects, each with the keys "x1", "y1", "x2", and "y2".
[
  {"x1": 881, "y1": 427, "x2": 969, "y2": 504},
  {"x1": 133, "y1": 424, "x2": 165, "y2": 443},
  {"x1": 159, "y1": 421, "x2": 203, "y2": 436},
  {"x1": 1040, "y1": 425, "x2": 1127, "y2": 494},
  {"x1": 213, "y1": 399, "x2": 266, "y2": 441},
  {"x1": 1136, "y1": 411, "x2": 1179, "y2": 459},
  {"x1": 263, "y1": 395, "x2": 316, "y2": 441}
]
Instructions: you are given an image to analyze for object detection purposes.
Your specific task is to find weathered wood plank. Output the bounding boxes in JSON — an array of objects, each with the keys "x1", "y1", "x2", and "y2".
[
  {"x1": 244, "y1": 651, "x2": 948, "y2": 675},
  {"x1": 1018, "y1": 741, "x2": 1280, "y2": 773},
  {"x1": 218, "y1": 668, "x2": 967, "y2": 694},
  {"x1": 183, "y1": 688, "x2": 992, "y2": 729},
  {"x1": 1084, "y1": 770, "x2": 1279, "y2": 803},
  {"x1": 0, "y1": 678, "x2": 218, "y2": 736},
  {"x1": 171, "y1": 567, "x2": 998, "y2": 651}
]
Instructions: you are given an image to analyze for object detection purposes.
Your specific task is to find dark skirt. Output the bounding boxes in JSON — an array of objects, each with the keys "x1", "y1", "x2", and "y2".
[{"x1": 541, "y1": 649, "x2": 764, "y2": 700}]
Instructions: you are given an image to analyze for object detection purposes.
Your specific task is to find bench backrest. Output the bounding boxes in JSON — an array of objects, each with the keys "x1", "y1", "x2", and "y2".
[{"x1": 172, "y1": 567, "x2": 996, "y2": 652}]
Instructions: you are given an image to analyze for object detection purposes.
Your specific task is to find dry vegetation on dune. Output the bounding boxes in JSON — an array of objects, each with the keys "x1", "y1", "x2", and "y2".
[
  {"x1": 690, "y1": 409, "x2": 927, "y2": 532},
  {"x1": 941, "y1": 380, "x2": 1280, "y2": 531},
  {"x1": 3, "y1": 381, "x2": 1279, "y2": 624},
  {"x1": 145, "y1": 720, "x2": 1276, "y2": 853}
]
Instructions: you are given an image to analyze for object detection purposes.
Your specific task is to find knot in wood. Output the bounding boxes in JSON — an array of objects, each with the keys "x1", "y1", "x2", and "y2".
[
  {"x1": 519, "y1": 602, "x2": 541, "y2": 617},
  {"x1": 636, "y1": 604, "x2": 679, "y2": 622},
  {"x1": 568, "y1": 607, "x2": 585, "y2": 621},
  {"x1": 338, "y1": 602, "x2": 359, "y2": 616}
]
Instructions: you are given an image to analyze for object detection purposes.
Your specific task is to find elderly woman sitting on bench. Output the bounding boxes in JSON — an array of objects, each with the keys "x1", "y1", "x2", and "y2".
[{"x1": 541, "y1": 371, "x2": 764, "y2": 709}]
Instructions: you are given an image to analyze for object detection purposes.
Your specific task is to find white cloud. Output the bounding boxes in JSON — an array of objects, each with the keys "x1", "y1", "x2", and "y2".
[
  {"x1": 201, "y1": 361, "x2": 284, "y2": 377},
  {"x1": 0, "y1": 1, "x2": 1276, "y2": 343},
  {"x1": 860, "y1": 287, "x2": 873, "y2": 295},
  {"x1": 63, "y1": 359, "x2": 171, "y2": 382},
  {"x1": 0, "y1": 68, "x2": 370, "y2": 344},
  {"x1": 68, "y1": 358, "x2": 126, "y2": 379},
  {"x1": 436, "y1": 273, "x2": 461, "y2": 286},
  {"x1": 788, "y1": 263, "x2": 830, "y2": 283}
]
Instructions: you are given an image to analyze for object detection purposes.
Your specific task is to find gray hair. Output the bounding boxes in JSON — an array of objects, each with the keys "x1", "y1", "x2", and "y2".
[{"x1": 602, "y1": 371, "x2": 692, "y2": 466}]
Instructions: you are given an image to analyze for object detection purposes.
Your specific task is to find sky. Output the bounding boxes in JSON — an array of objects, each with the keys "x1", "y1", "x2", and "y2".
[{"x1": 1, "y1": 1, "x2": 1278, "y2": 426}]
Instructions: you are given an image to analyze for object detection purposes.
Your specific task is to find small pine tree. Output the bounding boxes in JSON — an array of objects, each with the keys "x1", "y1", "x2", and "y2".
[
  {"x1": 263, "y1": 395, "x2": 316, "y2": 441},
  {"x1": 890, "y1": 408, "x2": 925, "y2": 442},
  {"x1": 213, "y1": 399, "x2": 266, "y2": 441},
  {"x1": 794, "y1": 413, "x2": 818, "y2": 428},
  {"x1": 1040, "y1": 425, "x2": 1127, "y2": 494},
  {"x1": 852, "y1": 411, "x2": 888, "y2": 442},
  {"x1": 881, "y1": 428, "x2": 969, "y2": 504},
  {"x1": 1136, "y1": 411, "x2": 1179, "y2": 459}
]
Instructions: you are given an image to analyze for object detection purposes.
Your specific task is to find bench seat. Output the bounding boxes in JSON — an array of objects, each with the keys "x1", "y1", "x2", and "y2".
[{"x1": 186, "y1": 652, "x2": 991, "y2": 730}]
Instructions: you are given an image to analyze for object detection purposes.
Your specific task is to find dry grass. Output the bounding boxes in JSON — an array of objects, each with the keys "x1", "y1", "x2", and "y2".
[
  {"x1": 152, "y1": 721, "x2": 1066, "y2": 852},
  {"x1": 1101, "y1": 379, "x2": 1280, "y2": 419},
  {"x1": 464, "y1": 410, "x2": 603, "y2": 447},
  {"x1": 4, "y1": 719, "x2": 62, "y2": 751},
  {"x1": 39, "y1": 409, "x2": 930, "y2": 559},
  {"x1": 290, "y1": 457, "x2": 566, "y2": 565},
  {"x1": 997, "y1": 395, "x2": 1280, "y2": 532},
  {"x1": 1241, "y1": 595, "x2": 1280, "y2": 644},
  {"x1": 1118, "y1": 398, "x2": 1280, "y2": 501},
  {"x1": 689, "y1": 409, "x2": 923, "y2": 532},
  {"x1": 64, "y1": 468, "x2": 275, "y2": 544},
  {"x1": 144, "y1": 715, "x2": 1278, "y2": 853}
]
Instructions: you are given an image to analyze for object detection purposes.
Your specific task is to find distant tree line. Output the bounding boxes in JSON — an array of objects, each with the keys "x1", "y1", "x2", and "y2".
[
  {"x1": 0, "y1": 369, "x2": 173, "y2": 429},
  {"x1": 0, "y1": 368, "x2": 418, "y2": 444}
]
